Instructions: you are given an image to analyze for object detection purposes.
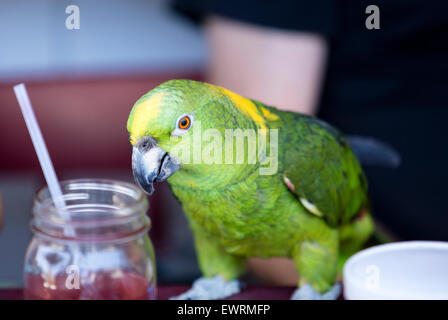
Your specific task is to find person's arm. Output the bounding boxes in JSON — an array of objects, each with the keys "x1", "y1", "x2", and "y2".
[{"x1": 205, "y1": 16, "x2": 329, "y2": 115}]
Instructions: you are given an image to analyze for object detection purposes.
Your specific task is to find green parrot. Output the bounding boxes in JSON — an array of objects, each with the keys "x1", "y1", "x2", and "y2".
[{"x1": 127, "y1": 79, "x2": 377, "y2": 300}]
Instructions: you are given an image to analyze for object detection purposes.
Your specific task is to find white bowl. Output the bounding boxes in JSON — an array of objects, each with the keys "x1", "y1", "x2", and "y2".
[{"x1": 343, "y1": 241, "x2": 448, "y2": 300}]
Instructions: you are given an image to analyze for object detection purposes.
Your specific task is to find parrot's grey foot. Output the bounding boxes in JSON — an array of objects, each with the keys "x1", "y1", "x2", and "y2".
[
  {"x1": 291, "y1": 283, "x2": 342, "y2": 300},
  {"x1": 170, "y1": 275, "x2": 242, "y2": 300}
]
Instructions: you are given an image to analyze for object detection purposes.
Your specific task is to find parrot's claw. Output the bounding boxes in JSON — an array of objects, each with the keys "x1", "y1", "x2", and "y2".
[
  {"x1": 291, "y1": 283, "x2": 342, "y2": 300},
  {"x1": 170, "y1": 275, "x2": 242, "y2": 300}
]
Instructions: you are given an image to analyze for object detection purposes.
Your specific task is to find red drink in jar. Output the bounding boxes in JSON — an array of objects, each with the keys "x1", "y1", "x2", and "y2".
[{"x1": 24, "y1": 271, "x2": 153, "y2": 300}]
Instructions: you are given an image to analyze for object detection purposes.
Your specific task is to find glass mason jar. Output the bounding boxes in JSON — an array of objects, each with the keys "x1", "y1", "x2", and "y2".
[{"x1": 24, "y1": 179, "x2": 156, "y2": 300}]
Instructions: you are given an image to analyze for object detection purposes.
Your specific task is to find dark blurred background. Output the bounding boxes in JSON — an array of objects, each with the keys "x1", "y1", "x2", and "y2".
[{"x1": 1, "y1": 0, "x2": 447, "y2": 289}]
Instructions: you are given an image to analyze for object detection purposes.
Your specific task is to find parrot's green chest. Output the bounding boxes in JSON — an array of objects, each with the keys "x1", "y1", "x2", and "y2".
[{"x1": 169, "y1": 172, "x2": 323, "y2": 258}]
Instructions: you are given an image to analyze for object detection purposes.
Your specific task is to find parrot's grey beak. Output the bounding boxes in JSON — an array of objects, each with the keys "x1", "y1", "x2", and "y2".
[{"x1": 132, "y1": 136, "x2": 180, "y2": 195}]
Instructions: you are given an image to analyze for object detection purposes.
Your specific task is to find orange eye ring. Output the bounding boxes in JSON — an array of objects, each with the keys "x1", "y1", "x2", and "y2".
[{"x1": 178, "y1": 116, "x2": 191, "y2": 130}]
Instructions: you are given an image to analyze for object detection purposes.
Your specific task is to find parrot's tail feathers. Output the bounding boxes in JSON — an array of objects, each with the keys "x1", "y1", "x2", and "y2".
[{"x1": 346, "y1": 135, "x2": 401, "y2": 168}]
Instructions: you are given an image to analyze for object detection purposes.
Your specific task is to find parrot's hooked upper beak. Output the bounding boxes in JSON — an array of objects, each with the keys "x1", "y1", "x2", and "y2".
[{"x1": 132, "y1": 136, "x2": 180, "y2": 195}]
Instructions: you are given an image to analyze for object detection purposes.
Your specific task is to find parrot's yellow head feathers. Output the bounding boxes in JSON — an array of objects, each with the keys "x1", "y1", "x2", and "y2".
[
  {"x1": 128, "y1": 91, "x2": 166, "y2": 145},
  {"x1": 127, "y1": 79, "x2": 215, "y2": 146}
]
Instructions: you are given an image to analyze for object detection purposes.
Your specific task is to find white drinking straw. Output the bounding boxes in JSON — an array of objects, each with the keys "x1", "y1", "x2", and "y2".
[{"x1": 13, "y1": 84, "x2": 70, "y2": 217}]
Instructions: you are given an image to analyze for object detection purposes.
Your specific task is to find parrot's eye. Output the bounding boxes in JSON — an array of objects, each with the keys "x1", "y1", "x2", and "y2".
[
  {"x1": 172, "y1": 114, "x2": 194, "y2": 136},
  {"x1": 178, "y1": 116, "x2": 191, "y2": 130}
]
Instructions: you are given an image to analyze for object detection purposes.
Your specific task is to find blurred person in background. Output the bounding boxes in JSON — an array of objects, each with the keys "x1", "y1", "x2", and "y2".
[{"x1": 173, "y1": 1, "x2": 448, "y2": 284}]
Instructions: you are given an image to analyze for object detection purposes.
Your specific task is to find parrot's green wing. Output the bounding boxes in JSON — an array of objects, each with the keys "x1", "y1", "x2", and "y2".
[{"x1": 272, "y1": 108, "x2": 368, "y2": 228}]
